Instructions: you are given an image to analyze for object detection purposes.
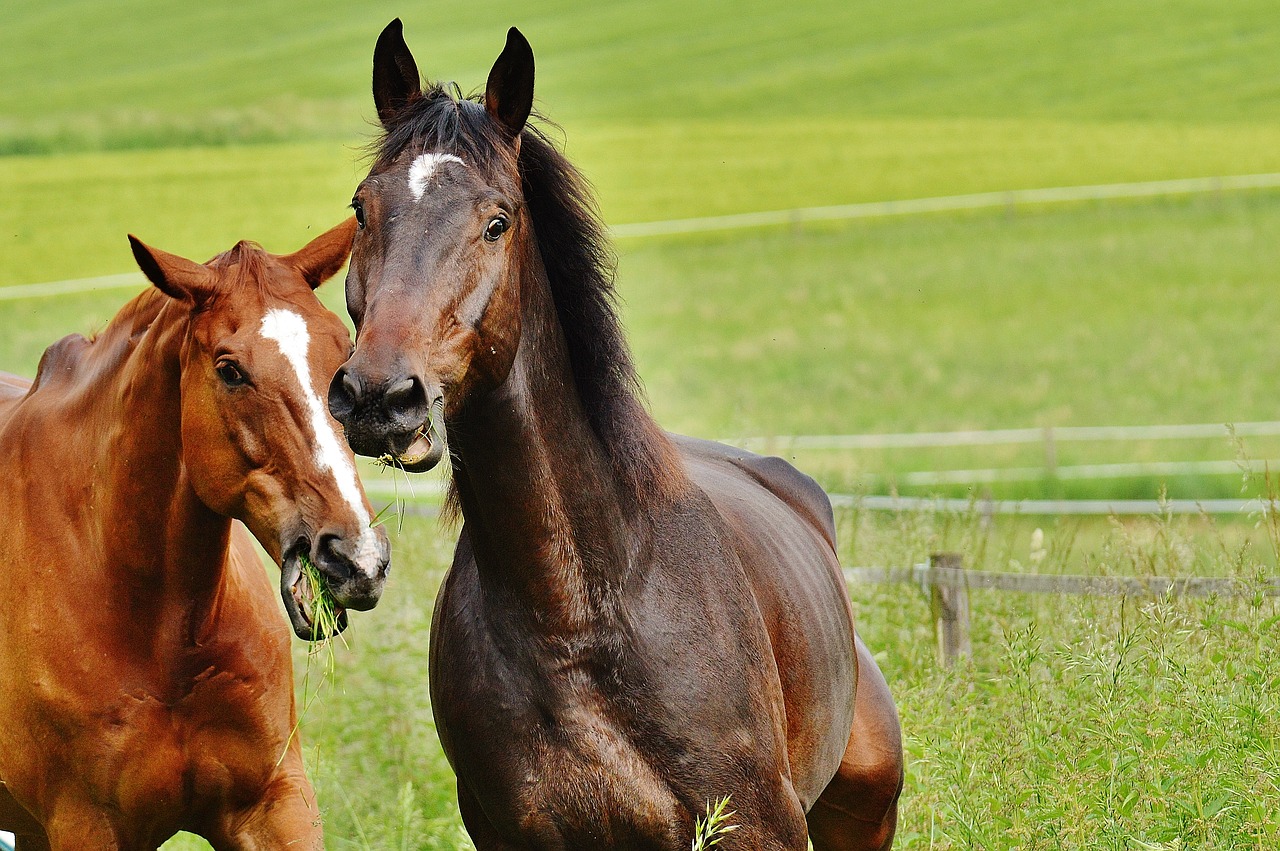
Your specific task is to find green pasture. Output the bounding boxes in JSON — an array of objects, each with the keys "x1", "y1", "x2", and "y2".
[
  {"x1": 8, "y1": 184, "x2": 1280, "y2": 501},
  {"x1": 6, "y1": 0, "x2": 1280, "y2": 848}
]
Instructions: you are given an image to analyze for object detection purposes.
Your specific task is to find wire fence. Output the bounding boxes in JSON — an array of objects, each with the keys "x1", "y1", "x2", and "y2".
[
  {"x1": 361, "y1": 419, "x2": 1278, "y2": 517},
  {"x1": 729, "y1": 420, "x2": 1280, "y2": 451},
  {"x1": 847, "y1": 553, "x2": 1280, "y2": 667}
]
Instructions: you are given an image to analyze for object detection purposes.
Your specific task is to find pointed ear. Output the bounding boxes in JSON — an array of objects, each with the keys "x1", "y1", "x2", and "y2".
[
  {"x1": 128, "y1": 235, "x2": 216, "y2": 303},
  {"x1": 373, "y1": 18, "x2": 422, "y2": 126},
  {"x1": 485, "y1": 27, "x2": 534, "y2": 139},
  {"x1": 284, "y1": 217, "x2": 357, "y2": 290}
]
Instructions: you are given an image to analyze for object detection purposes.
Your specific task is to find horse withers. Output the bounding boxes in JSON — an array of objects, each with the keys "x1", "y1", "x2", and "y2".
[
  {"x1": 328, "y1": 21, "x2": 903, "y2": 851},
  {"x1": 0, "y1": 219, "x2": 388, "y2": 850}
]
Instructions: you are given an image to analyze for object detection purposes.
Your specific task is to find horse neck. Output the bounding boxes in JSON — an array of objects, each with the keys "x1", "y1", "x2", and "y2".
[
  {"x1": 76, "y1": 295, "x2": 234, "y2": 639},
  {"x1": 448, "y1": 262, "x2": 637, "y2": 632}
]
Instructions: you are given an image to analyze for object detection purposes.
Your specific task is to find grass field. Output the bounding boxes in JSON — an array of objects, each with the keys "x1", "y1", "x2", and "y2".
[{"x1": 6, "y1": 1, "x2": 1280, "y2": 848}]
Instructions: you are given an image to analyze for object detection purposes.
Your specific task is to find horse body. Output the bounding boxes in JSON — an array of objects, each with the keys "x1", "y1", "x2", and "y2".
[
  {"x1": 0, "y1": 221, "x2": 384, "y2": 849},
  {"x1": 422, "y1": 250, "x2": 881, "y2": 848},
  {"x1": 430, "y1": 434, "x2": 858, "y2": 849},
  {"x1": 333, "y1": 21, "x2": 902, "y2": 849}
]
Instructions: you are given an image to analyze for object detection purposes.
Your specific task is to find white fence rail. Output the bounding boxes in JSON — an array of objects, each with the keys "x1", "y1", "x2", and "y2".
[
  {"x1": 612, "y1": 171, "x2": 1280, "y2": 239},
  {"x1": 831, "y1": 494, "x2": 1268, "y2": 516},
  {"x1": 10, "y1": 172, "x2": 1280, "y2": 297},
  {"x1": 366, "y1": 420, "x2": 1279, "y2": 517},
  {"x1": 730, "y1": 420, "x2": 1280, "y2": 451}
]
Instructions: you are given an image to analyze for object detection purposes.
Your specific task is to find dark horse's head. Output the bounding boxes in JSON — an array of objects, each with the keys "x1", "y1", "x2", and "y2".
[{"x1": 328, "y1": 21, "x2": 544, "y2": 470}]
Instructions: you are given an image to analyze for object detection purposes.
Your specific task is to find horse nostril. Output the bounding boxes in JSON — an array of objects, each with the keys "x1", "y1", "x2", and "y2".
[
  {"x1": 328, "y1": 367, "x2": 361, "y2": 422},
  {"x1": 383, "y1": 375, "x2": 426, "y2": 420},
  {"x1": 314, "y1": 533, "x2": 356, "y2": 581}
]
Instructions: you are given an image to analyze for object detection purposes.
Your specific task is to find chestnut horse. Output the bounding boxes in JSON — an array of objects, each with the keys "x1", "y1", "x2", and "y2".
[
  {"x1": 0, "y1": 219, "x2": 389, "y2": 850},
  {"x1": 328, "y1": 21, "x2": 904, "y2": 850}
]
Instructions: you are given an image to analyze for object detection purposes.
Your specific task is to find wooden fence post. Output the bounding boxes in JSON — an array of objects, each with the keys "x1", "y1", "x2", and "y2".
[{"x1": 929, "y1": 552, "x2": 971, "y2": 668}]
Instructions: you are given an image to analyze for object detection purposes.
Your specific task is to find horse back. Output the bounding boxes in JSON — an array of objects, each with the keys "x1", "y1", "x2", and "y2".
[{"x1": 673, "y1": 435, "x2": 856, "y2": 807}]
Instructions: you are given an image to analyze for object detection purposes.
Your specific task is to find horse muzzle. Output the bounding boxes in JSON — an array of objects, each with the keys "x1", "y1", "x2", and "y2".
[
  {"x1": 279, "y1": 526, "x2": 390, "y2": 641},
  {"x1": 328, "y1": 364, "x2": 448, "y2": 472}
]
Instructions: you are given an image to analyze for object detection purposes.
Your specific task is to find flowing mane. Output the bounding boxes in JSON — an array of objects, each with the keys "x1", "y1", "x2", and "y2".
[{"x1": 373, "y1": 86, "x2": 683, "y2": 505}]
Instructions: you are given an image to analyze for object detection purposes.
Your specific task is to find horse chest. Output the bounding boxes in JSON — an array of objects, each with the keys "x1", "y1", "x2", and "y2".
[
  {"x1": 14, "y1": 660, "x2": 282, "y2": 819},
  {"x1": 455, "y1": 693, "x2": 688, "y2": 847}
]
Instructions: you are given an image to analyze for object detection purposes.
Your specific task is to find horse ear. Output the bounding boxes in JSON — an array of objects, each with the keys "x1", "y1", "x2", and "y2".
[
  {"x1": 128, "y1": 235, "x2": 216, "y2": 304},
  {"x1": 284, "y1": 217, "x2": 357, "y2": 290},
  {"x1": 485, "y1": 27, "x2": 534, "y2": 139},
  {"x1": 373, "y1": 18, "x2": 422, "y2": 126}
]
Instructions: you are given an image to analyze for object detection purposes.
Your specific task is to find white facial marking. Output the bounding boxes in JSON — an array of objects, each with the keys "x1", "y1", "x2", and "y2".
[
  {"x1": 260, "y1": 309, "x2": 383, "y2": 576},
  {"x1": 408, "y1": 153, "x2": 466, "y2": 201}
]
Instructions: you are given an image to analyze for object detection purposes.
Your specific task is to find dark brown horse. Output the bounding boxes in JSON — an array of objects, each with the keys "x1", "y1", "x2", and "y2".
[
  {"x1": 0, "y1": 220, "x2": 388, "y2": 850},
  {"x1": 329, "y1": 21, "x2": 903, "y2": 850}
]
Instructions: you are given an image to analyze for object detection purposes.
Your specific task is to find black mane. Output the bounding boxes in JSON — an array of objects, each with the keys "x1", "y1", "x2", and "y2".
[{"x1": 373, "y1": 86, "x2": 682, "y2": 505}]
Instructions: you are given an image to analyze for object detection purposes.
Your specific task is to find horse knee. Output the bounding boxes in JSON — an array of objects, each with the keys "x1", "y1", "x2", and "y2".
[{"x1": 213, "y1": 770, "x2": 322, "y2": 850}]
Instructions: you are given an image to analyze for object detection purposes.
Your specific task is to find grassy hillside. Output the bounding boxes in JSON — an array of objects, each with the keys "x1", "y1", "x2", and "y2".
[{"x1": 6, "y1": 0, "x2": 1280, "y2": 149}]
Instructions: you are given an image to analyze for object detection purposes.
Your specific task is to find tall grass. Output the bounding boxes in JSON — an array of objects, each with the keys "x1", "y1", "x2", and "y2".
[{"x1": 847, "y1": 488, "x2": 1280, "y2": 848}]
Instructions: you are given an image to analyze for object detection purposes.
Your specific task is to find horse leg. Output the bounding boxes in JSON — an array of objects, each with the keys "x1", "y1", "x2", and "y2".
[
  {"x1": 806, "y1": 635, "x2": 904, "y2": 851},
  {"x1": 205, "y1": 762, "x2": 323, "y2": 851}
]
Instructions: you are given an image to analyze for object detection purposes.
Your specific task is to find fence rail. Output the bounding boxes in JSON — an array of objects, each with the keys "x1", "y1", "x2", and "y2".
[
  {"x1": 731, "y1": 420, "x2": 1280, "y2": 451},
  {"x1": 12, "y1": 173, "x2": 1280, "y2": 297},
  {"x1": 830, "y1": 493, "x2": 1270, "y2": 516},
  {"x1": 363, "y1": 419, "x2": 1280, "y2": 516},
  {"x1": 845, "y1": 563, "x2": 1280, "y2": 598},
  {"x1": 611, "y1": 171, "x2": 1280, "y2": 239},
  {"x1": 847, "y1": 553, "x2": 1280, "y2": 667}
]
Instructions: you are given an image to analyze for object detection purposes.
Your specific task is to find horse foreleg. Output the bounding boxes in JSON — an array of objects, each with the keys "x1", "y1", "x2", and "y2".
[
  {"x1": 806, "y1": 635, "x2": 904, "y2": 851},
  {"x1": 206, "y1": 764, "x2": 323, "y2": 851}
]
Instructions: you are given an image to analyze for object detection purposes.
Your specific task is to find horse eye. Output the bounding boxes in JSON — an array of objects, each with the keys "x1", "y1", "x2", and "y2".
[
  {"x1": 352, "y1": 200, "x2": 366, "y2": 229},
  {"x1": 484, "y1": 215, "x2": 509, "y2": 242},
  {"x1": 216, "y1": 361, "x2": 247, "y2": 387}
]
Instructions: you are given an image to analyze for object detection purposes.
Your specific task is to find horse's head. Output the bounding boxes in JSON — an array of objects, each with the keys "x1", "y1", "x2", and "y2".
[
  {"x1": 328, "y1": 21, "x2": 537, "y2": 470},
  {"x1": 127, "y1": 219, "x2": 390, "y2": 640}
]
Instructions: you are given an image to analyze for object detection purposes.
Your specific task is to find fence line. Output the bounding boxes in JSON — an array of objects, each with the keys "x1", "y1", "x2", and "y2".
[
  {"x1": 377, "y1": 489, "x2": 1269, "y2": 517},
  {"x1": 829, "y1": 493, "x2": 1268, "y2": 516},
  {"x1": 0, "y1": 272, "x2": 143, "y2": 302},
  {"x1": 897, "y1": 457, "x2": 1277, "y2": 486},
  {"x1": 847, "y1": 553, "x2": 1280, "y2": 667},
  {"x1": 845, "y1": 563, "x2": 1280, "y2": 598},
  {"x1": 610, "y1": 171, "x2": 1280, "y2": 239},
  {"x1": 10, "y1": 172, "x2": 1280, "y2": 299},
  {"x1": 731, "y1": 420, "x2": 1280, "y2": 451}
]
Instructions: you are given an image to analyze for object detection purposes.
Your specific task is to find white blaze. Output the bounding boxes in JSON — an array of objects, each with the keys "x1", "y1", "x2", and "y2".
[
  {"x1": 260, "y1": 309, "x2": 382, "y2": 576},
  {"x1": 407, "y1": 152, "x2": 466, "y2": 201}
]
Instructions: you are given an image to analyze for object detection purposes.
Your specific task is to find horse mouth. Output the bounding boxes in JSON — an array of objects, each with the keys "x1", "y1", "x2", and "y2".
[
  {"x1": 384, "y1": 397, "x2": 447, "y2": 473},
  {"x1": 280, "y1": 550, "x2": 349, "y2": 642}
]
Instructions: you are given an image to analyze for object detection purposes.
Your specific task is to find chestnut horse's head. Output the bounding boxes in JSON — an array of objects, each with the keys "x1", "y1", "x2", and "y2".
[
  {"x1": 128, "y1": 219, "x2": 389, "y2": 640},
  {"x1": 328, "y1": 22, "x2": 540, "y2": 470}
]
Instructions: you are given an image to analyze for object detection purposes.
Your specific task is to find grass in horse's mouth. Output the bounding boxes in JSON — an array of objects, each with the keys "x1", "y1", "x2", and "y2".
[
  {"x1": 295, "y1": 551, "x2": 345, "y2": 642},
  {"x1": 280, "y1": 552, "x2": 345, "y2": 767},
  {"x1": 397, "y1": 421, "x2": 434, "y2": 466}
]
